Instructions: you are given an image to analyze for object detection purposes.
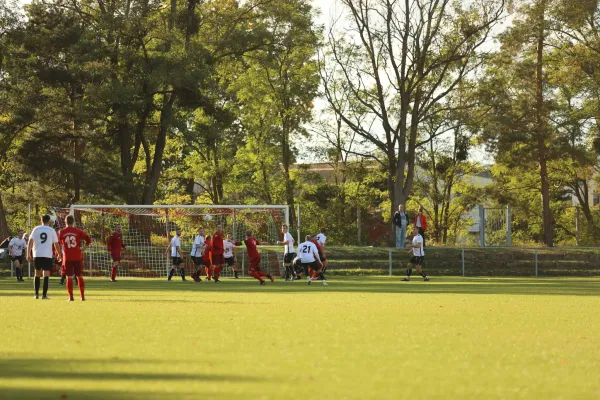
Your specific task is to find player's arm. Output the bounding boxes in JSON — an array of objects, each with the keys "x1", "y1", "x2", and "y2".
[
  {"x1": 8, "y1": 241, "x2": 13, "y2": 256},
  {"x1": 52, "y1": 232, "x2": 62, "y2": 262},
  {"x1": 82, "y1": 231, "x2": 92, "y2": 252},
  {"x1": 26, "y1": 235, "x2": 33, "y2": 262},
  {"x1": 176, "y1": 245, "x2": 181, "y2": 257}
]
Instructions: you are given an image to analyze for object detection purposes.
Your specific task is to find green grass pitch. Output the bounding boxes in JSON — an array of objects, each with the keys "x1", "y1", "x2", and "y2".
[{"x1": 1, "y1": 276, "x2": 599, "y2": 399}]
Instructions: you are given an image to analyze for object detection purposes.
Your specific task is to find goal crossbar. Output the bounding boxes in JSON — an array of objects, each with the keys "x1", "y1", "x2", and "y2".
[{"x1": 70, "y1": 204, "x2": 290, "y2": 225}]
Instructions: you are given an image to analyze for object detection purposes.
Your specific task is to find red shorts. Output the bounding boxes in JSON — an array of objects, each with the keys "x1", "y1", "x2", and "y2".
[
  {"x1": 111, "y1": 253, "x2": 121, "y2": 262},
  {"x1": 64, "y1": 260, "x2": 84, "y2": 276},
  {"x1": 249, "y1": 257, "x2": 261, "y2": 273},
  {"x1": 212, "y1": 253, "x2": 225, "y2": 265}
]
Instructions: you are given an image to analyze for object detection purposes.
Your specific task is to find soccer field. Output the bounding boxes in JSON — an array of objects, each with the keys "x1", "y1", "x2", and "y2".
[{"x1": 1, "y1": 277, "x2": 599, "y2": 400}]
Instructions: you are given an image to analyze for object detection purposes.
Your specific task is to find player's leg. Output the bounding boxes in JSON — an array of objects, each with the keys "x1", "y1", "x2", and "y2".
[
  {"x1": 59, "y1": 262, "x2": 67, "y2": 285},
  {"x1": 65, "y1": 262, "x2": 75, "y2": 301},
  {"x1": 41, "y1": 259, "x2": 52, "y2": 299},
  {"x1": 177, "y1": 258, "x2": 186, "y2": 281},
  {"x1": 212, "y1": 255, "x2": 223, "y2": 282},
  {"x1": 402, "y1": 261, "x2": 414, "y2": 281},
  {"x1": 416, "y1": 258, "x2": 429, "y2": 281},
  {"x1": 75, "y1": 261, "x2": 86, "y2": 300},
  {"x1": 14, "y1": 259, "x2": 22, "y2": 281},
  {"x1": 167, "y1": 263, "x2": 176, "y2": 281},
  {"x1": 110, "y1": 255, "x2": 119, "y2": 282},
  {"x1": 33, "y1": 263, "x2": 42, "y2": 299}
]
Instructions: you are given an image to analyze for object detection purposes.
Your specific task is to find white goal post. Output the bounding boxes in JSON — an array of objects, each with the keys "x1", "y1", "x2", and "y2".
[{"x1": 55, "y1": 204, "x2": 290, "y2": 279}]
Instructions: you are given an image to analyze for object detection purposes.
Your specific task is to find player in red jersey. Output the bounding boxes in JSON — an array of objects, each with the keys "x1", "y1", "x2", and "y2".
[
  {"x1": 211, "y1": 224, "x2": 225, "y2": 283},
  {"x1": 107, "y1": 225, "x2": 126, "y2": 282},
  {"x1": 309, "y1": 235, "x2": 326, "y2": 280},
  {"x1": 234, "y1": 230, "x2": 273, "y2": 285},
  {"x1": 203, "y1": 235, "x2": 213, "y2": 280},
  {"x1": 58, "y1": 215, "x2": 91, "y2": 301}
]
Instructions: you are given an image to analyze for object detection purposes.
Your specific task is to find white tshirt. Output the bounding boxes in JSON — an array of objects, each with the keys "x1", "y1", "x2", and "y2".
[
  {"x1": 316, "y1": 233, "x2": 326, "y2": 247},
  {"x1": 171, "y1": 235, "x2": 181, "y2": 257},
  {"x1": 416, "y1": 215, "x2": 422, "y2": 228},
  {"x1": 223, "y1": 240, "x2": 235, "y2": 258},
  {"x1": 9, "y1": 237, "x2": 27, "y2": 256},
  {"x1": 412, "y1": 234, "x2": 424, "y2": 257},
  {"x1": 191, "y1": 235, "x2": 204, "y2": 257},
  {"x1": 29, "y1": 225, "x2": 58, "y2": 258},
  {"x1": 297, "y1": 241, "x2": 320, "y2": 263},
  {"x1": 283, "y1": 232, "x2": 295, "y2": 254}
]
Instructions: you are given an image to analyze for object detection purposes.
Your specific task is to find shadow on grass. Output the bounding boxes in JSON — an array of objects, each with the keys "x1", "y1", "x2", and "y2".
[
  {"x1": 0, "y1": 357, "x2": 258, "y2": 399},
  {"x1": 1, "y1": 276, "x2": 599, "y2": 297}
]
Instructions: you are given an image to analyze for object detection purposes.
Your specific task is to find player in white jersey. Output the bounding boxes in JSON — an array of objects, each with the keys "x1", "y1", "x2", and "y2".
[
  {"x1": 9, "y1": 230, "x2": 27, "y2": 282},
  {"x1": 297, "y1": 235, "x2": 327, "y2": 286},
  {"x1": 190, "y1": 227, "x2": 205, "y2": 282},
  {"x1": 166, "y1": 229, "x2": 186, "y2": 281},
  {"x1": 402, "y1": 226, "x2": 429, "y2": 282},
  {"x1": 223, "y1": 233, "x2": 239, "y2": 279},
  {"x1": 277, "y1": 224, "x2": 297, "y2": 281},
  {"x1": 26, "y1": 215, "x2": 61, "y2": 299},
  {"x1": 316, "y1": 229, "x2": 327, "y2": 249}
]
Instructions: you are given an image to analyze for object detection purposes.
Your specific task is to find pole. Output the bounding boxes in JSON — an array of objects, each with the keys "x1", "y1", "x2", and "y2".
[
  {"x1": 165, "y1": 210, "x2": 170, "y2": 277},
  {"x1": 297, "y1": 204, "x2": 300, "y2": 245},
  {"x1": 232, "y1": 209, "x2": 236, "y2": 241},
  {"x1": 357, "y1": 206, "x2": 361, "y2": 246},
  {"x1": 242, "y1": 247, "x2": 245, "y2": 277},
  {"x1": 462, "y1": 248, "x2": 465, "y2": 277},
  {"x1": 576, "y1": 206, "x2": 580, "y2": 246},
  {"x1": 506, "y1": 205, "x2": 512, "y2": 247},
  {"x1": 535, "y1": 249, "x2": 538, "y2": 277},
  {"x1": 479, "y1": 205, "x2": 485, "y2": 247},
  {"x1": 89, "y1": 251, "x2": 92, "y2": 277},
  {"x1": 388, "y1": 248, "x2": 392, "y2": 276},
  {"x1": 28, "y1": 204, "x2": 31, "y2": 279}
]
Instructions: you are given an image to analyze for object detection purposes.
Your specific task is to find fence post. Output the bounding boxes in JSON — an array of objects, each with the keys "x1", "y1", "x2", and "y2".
[
  {"x1": 242, "y1": 247, "x2": 245, "y2": 277},
  {"x1": 28, "y1": 203, "x2": 31, "y2": 279},
  {"x1": 535, "y1": 249, "x2": 538, "y2": 277},
  {"x1": 506, "y1": 206, "x2": 512, "y2": 247},
  {"x1": 297, "y1": 204, "x2": 301, "y2": 247},
  {"x1": 576, "y1": 206, "x2": 580, "y2": 246},
  {"x1": 389, "y1": 248, "x2": 392, "y2": 276},
  {"x1": 89, "y1": 251, "x2": 92, "y2": 277},
  {"x1": 462, "y1": 248, "x2": 465, "y2": 277},
  {"x1": 357, "y1": 206, "x2": 361, "y2": 246},
  {"x1": 479, "y1": 205, "x2": 485, "y2": 247}
]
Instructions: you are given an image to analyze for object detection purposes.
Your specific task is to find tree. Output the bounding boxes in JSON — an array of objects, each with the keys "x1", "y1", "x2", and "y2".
[{"x1": 319, "y1": 0, "x2": 505, "y2": 226}]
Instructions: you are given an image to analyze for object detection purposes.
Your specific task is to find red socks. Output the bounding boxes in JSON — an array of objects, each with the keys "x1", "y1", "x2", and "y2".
[
  {"x1": 213, "y1": 266, "x2": 222, "y2": 280},
  {"x1": 111, "y1": 266, "x2": 117, "y2": 280},
  {"x1": 78, "y1": 277, "x2": 85, "y2": 298},
  {"x1": 67, "y1": 277, "x2": 74, "y2": 299},
  {"x1": 205, "y1": 266, "x2": 213, "y2": 279}
]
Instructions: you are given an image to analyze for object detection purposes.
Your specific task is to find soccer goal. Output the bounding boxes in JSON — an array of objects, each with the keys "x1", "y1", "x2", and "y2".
[{"x1": 48, "y1": 205, "x2": 289, "y2": 279}]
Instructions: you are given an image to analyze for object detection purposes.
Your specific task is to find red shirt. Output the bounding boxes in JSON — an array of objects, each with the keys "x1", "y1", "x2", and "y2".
[
  {"x1": 414, "y1": 214, "x2": 427, "y2": 231},
  {"x1": 236, "y1": 238, "x2": 260, "y2": 260},
  {"x1": 310, "y1": 238, "x2": 323, "y2": 254},
  {"x1": 202, "y1": 242, "x2": 212, "y2": 265},
  {"x1": 107, "y1": 232, "x2": 125, "y2": 254},
  {"x1": 212, "y1": 231, "x2": 224, "y2": 255},
  {"x1": 59, "y1": 227, "x2": 92, "y2": 262}
]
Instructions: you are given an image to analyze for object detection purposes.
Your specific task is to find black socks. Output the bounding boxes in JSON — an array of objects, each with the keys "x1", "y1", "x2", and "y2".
[
  {"x1": 168, "y1": 268, "x2": 175, "y2": 280},
  {"x1": 42, "y1": 276, "x2": 49, "y2": 297},
  {"x1": 34, "y1": 276, "x2": 40, "y2": 295},
  {"x1": 179, "y1": 268, "x2": 185, "y2": 280}
]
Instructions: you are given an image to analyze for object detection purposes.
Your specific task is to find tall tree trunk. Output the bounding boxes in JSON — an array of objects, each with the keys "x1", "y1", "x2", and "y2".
[
  {"x1": 142, "y1": 93, "x2": 176, "y2": 204},
  {"x1": 0, "y1": 192, "x2": 9, "y2": 238},
  {"x1": 535, "y1": 2, "x2": 554, "y2": 247}
]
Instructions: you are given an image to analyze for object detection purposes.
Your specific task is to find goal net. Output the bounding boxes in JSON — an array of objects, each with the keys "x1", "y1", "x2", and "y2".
[{"x1": 49, "y1": 205, "x2": 289, "y2": 279}]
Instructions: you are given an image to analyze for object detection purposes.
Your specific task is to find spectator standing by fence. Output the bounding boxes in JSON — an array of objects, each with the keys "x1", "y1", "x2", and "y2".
[
  {"x1": 414, "y1": 206, "x2": 427, "y2": 247},
  {"x1": 393, "y1": 205, "x2": 409, "y2": 249}
]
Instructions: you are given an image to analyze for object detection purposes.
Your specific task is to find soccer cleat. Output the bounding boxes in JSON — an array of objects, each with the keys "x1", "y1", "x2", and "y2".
[
  {"x1": 214, "y1": 279, "x2": 221, "y2": 283},
  {"x1": 307, "y1": 278, "x2": 312, "y2": 286},
  {"x1": 34, "y1": 294, "x2": 39, "y2": 299},
  {"x1": 268, "y1": 274, "x2": 274, "y2": 283},
  {"x1": 424, "y1": 277, "x2": 430, "y2": 281},
  {"x1": 260, "y1": 281, "x2": 266, "y2": 285},
  {"x1": 322, "y1": 281, "x2": 328, "y2": 286},
  {"x1": 110, "y1": 279, "x2": 118, "y2": 282},
  {"x1": 234, "y1": 272, "x2": 239, "y2": 279},
  {"x1": 401, "y1": 277, "x2": 410, "y2": 281},
  {"x1": 42, "y1": 296, "x2": 49, "y2": 300},
  {"x1": 80, "y1": 297, "x2": 86, "y2": 301},
  {"x1": 67, "y1": 298, "x2": 74, "y2": 302}
]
